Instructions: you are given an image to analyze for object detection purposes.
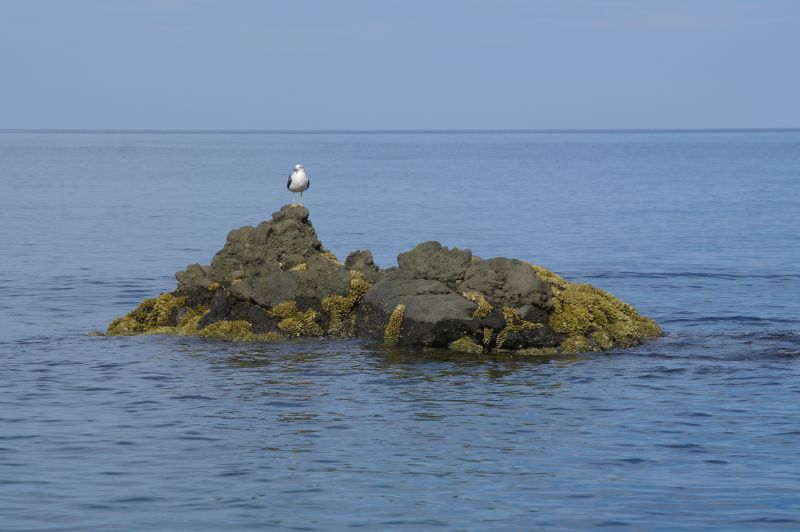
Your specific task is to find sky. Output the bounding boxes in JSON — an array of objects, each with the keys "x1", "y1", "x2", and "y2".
[{"x1": 1, "y1": 0, "x2": 798, "y2": 130}]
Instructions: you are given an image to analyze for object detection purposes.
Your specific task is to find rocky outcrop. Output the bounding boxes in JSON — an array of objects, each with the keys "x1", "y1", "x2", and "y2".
[{"x1": 107, "y1": 205, "x2": 661, "y2": 355}]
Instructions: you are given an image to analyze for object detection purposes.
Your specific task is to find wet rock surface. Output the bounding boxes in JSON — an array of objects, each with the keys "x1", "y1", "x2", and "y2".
[{"x1": 108, "y1": 205, "x2": 661, "y2": 354}]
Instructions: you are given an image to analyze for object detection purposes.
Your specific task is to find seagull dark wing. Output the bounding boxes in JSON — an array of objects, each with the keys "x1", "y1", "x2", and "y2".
[{"x1": 286, "y1": 172, "x2": 293, "y2": 190}]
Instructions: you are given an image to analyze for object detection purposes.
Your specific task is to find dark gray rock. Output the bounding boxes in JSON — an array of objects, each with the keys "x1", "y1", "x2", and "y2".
[
  {"x1": 296, "y1": 254, "x2": 351, "y2": 299},
  {"x1": 198, "y1": 291, "x2": 277, "y2": 333},
  {"x1": 209, "y1": 205, "x2": 321, "y2": 283},
  {"x1": 249, "y1": 254, "x2": 350, "y2": 308},
  {"x1": 479, "y1": 308, "x2": 506, "y2": 330},
  {"x1": 345, "y1": 250, "x2": 382, "y2": 283},
  {"x1": 397, "y1": 241, "x2": 472, "y2": 285},
  {"x1": 210, "y1": 224, "x2": 275, "y2": 283},
  {"x1": 174, "y1": 263, "x2": 215, "y2": 308},
  {"x1": 461, "y1": 258, "x2": 552, "y2": 323},
  {"x1": 229, "y1": 279, "x2": 253, "y2": 301},
  {"x1": 251, "y1": 271, "x2": 300, "y2": 308},
  {"x1": 170, "y1": 206, "x2": 560, "y2": 349},
  {"x1": 176, "y1": 263, "x2": 212, "y2": 291},
  {"x1": 282, "y1": 254, "x2": 305, "y2": 269},
  {"x1": 107, "y1": 203, "x2": 659, "y2": 353},
  {"x1": 356, "y1": 273, "x2": 479, "y2": 347}
]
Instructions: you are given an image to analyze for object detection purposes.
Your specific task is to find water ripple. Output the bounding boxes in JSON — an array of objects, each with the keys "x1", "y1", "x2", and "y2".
[{"x1": 2, "y1": 130, "x2": 800, "y2": 530}]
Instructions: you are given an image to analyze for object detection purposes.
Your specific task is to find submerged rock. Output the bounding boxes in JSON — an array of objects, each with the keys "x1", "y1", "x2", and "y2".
[{"x1": 107, "y1": 205, "x2": 661, "y2": 355}]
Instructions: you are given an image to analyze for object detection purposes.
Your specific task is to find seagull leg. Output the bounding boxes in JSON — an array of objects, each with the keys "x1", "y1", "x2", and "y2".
[
  {"x1": 291, "y1": 192, "x2": 295, "y2": 207},
  {"x1": 299, "y1": 191, "x2": 303, "y2": 208}
]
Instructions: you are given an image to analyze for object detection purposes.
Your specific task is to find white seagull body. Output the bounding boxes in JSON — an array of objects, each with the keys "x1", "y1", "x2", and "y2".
[{"x1": 287, "y1": 164, "x2": 309, "y2": 207}]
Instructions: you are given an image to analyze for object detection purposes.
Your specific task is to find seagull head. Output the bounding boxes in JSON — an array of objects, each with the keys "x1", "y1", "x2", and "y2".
[{"x1": 294, "y1": 164, "x2": 304, "y2": 170}]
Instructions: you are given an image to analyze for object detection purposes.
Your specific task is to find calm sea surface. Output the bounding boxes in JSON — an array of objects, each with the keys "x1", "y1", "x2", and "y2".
[{"x1": 1, "y1": 130, "x2": 799, "y2": 530}]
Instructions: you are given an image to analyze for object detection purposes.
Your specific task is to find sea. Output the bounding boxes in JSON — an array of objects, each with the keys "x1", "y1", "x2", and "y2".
[{"x1": 0, "y1": 130, "x2": 799, "y2": 530}]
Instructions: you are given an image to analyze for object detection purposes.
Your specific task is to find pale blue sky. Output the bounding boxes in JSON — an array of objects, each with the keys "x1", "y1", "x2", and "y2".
[{"x1": 1, "y1": 0, "x2": 798, "y2": 130}]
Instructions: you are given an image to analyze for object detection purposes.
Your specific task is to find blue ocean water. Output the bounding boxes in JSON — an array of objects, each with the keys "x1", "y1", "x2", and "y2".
[{"x1": 0, "y1": 130, "x2": 799, "y2": 530}]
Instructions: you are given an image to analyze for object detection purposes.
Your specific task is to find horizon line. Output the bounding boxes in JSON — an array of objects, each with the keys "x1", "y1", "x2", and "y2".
[{"x1": 1, "y1": 127, "x2": 799, "y2": 135}]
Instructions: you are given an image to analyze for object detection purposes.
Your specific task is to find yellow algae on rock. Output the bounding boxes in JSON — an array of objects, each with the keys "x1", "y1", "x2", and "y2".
[
  {"x1": 320, "y1": 294, "x2": 350, "y2": 333},
  {"x1": 448, "y1": 336, "x2": 483, "y2": 354},
  {"x1": 107, "y1": 293, "x2": 187, "y2": 335},
  {"x1": 482, "y1": 327, "x2": 493, "y2": 346},
  {"x1": 528, "y1": 263, "x2": 570, "y2": 292},
  {"x1": 515, "y1": 347, "x2": 559, "y2": 357},
  {"x1": 549, "y1": 283, "x2": 661, "y2": 351},
  {"x1": 176, "y1": 306, "x2": 209, "y2": 334},
  {"x1": 141, "y1": 326, "x2": 177, "y2": 336},
  {"x1": 384, "y1": 303, "x2": 406, "y2": 346},
  {"x1": 320, "y1": 250, "x2": 343, "y2": 266},
  {"x1": 462, "y1": 291, "x2": 492, "y2": 319},
  {"x1": 270, "y1": 300, "x2": 322, "y2": 337},
  {"x1": 495, "y1": 307, "x2": 543, "y2": 349},
  {"x1": 528, "y1": 262, "x2": 660, "y2": 353},
  {"x1": 560, "y1": 334, "x2": 591, "y2": 355},
  {"x1": 107, "y1": 297, "x2": 209, "y2": 337},
  {"x1": 321, "y1": 270, "x2": 373, "y2": 334},
  {"x1": 254, "y1": 331, "x2": 283, "y2": 342},
  {"x1": 207, "y1": 282, "x2": 222, "y2": 292},
  {"x1": 347, "y1": 270, "x2": 372, "y2": 301},
  {"x1": 197, "y1": 320, "x2": 281, "y2": 341},
  {"x1": 289, "y1": 263, "x2": 307, "y2": 272},
  {"x1": 590, "y1": 330, "x2": 614, "y2": 351}
]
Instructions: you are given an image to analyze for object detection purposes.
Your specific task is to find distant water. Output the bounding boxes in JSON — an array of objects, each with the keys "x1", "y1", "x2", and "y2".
[{"x1": 1, "y1": 130, "x2": 799, "y2": 530}]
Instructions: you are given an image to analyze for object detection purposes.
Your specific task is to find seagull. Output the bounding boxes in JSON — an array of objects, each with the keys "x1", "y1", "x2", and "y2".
[{"x1": 287, "y1": 164, "x2": 310, "y2": 207}]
